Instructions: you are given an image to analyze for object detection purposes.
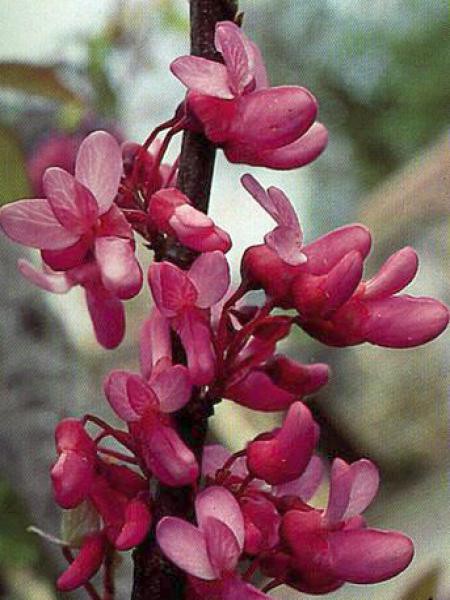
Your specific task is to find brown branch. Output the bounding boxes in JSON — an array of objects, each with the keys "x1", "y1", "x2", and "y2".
[
  {"x1": 177, "y1": 0, "x2": 238, "y2": 213},
  {"x1": 131, "y1": 2, "x2": 238, "y2": 599}
]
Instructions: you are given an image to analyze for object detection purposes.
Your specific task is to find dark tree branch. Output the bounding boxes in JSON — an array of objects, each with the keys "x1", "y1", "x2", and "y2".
[
  {"x1": 131, "y1": 2, "x2": 238, "y2": 599},
  {"x1": 177, "y1": 0, "x2": 238, "y2": 213}
]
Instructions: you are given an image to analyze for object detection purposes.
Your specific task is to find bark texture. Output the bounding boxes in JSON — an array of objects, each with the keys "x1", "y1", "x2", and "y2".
[{"x1": 131, "y1": 2, "x2": 238, "y2": 599}]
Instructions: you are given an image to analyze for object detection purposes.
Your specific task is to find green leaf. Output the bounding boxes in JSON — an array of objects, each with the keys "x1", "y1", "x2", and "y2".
[
  {"x1": 160, "y1": 0, "x2": 189, "y2": 32},
  {"x1": 399, "y1": 565, "x2": 441, "y2": 600},
  {"x1": 0, "y1": 124, "x2": 31, "y2": 206},
  {"x1": 61, "y1": 500, "x2": 100, "y2": 548},
  {"x1": 0, "y1": 62, "x2": 83, "y2": 105}
]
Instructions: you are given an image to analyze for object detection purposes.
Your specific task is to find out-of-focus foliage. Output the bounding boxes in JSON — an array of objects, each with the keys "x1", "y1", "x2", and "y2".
[
  {"x1": 0, "y1": 125, "x2": 30, "y2": 205},
  {"x1": 399, "y1": 565, "x2": 441, "y2": 600},
  {"x1": 252, "y1": 0, "x2": 449, "y2": 191},
  {"x1": 0, "y1": 480, "x2": 39, "y2": 568},
  {"x1": 0, "y1": 63, "x2": 83, "y2": 106}
]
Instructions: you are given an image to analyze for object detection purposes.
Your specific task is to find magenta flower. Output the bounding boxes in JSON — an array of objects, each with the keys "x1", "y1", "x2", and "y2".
[
  {"x1": 294, "y1": 245, "x2": 450, "y2": 347},
  {"x1": 223, "y1": 313, "x2": 329, "y2": 411},
  {"x1": 57, "y1": 532, "x2": 106, "y2": 592},
  {"x1": 157, "y1": 486, "x2": 269, "y2": 599},
  {"x1": 242, "y1": 222, "x2": 372, "y2": 306},
  {"x1": 241, "y1": 174, "x2": 306, "y2": 265},
  {"x1": 104, "y1": 308, "x2": 198, "y2": 487},
  {"x1": 171, "y1": 21, "x2": 327, "y2": 170},
  {"x1": 0, "y1": 130, "x2": 143, "y2": 348},
  {"x1": 51, "y1": 419, "x2": 152, "y2": 591},
  {"x1": 51, "y1": 419, "x2": 97, "y2": 509},
  {"x1": 148, "y1": 251, "x2": 230, "y2": 385},
  {"x1": 148, "y1": 187, "x2": 231, "y2": 253},
  {"x1": 280, "y1": 458, "x2": 414, "y2": 594},
  {"x1": 246, "y1": 402, "x2": 318, "y2": 485}
]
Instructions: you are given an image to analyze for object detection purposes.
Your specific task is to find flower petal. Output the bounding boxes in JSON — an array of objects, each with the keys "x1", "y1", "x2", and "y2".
[
  {"x1": 201, "y1": 444, "x2": 232, "y2": 479},
  {"x1": 127, "y1": 374, "x2": 159, "y2": 415},
  {"x1": 174, "y1": 308, "x2": 216, "y2": 385},
  {"x1": 226, "y1": 370, "x2": 296, "y2": 412},
  {"x1": 231, "y1": 86, "x2": 318, "y2": 151},
  {"x1": 151, "y1": 365, "x2": 192, "y2": 413},
  {"x1": 226, "y1": 122, "x2": 328, "y2": 170},
  {"x1": 156, "y1": 517, "x2": 215, "y2": 580},
  {"x1": 241, "y1": 174, "x2": 299, "y2": 231},
  {"x1": 265, "y1": 226, "x2": 306, "y2": 266},
  {"x1": 329, "y1": 528, "x2": 414, "y2": 583},
  {"x1": 341, "y1": 460, "x2": 379, "y2": 522},
  {"x1": 75, "y1": 131, "x2": 122, "y2": 214},
  {"x1": 57, "y1": 533, "x2": 105, "y2": 591},
  {"x1": 43, "y1": 167, "x2": 98, "y2": 233},
  {"x1": 95, "y1": 236, "x2": 142, "y2": 300},
  {"x1": 18, "y1": 259, "x2": 73, "y2": 293},
  {"x1": 364, "y1": 295, "x2": 449, "y2": 348},
  {"x1": 323, "y1": 458, "x2": 352, "y2": 526},
  {"x1": 204, "y1": 516, "x2": 241, "y2": 576},
  {"x1": 115, "y1": 498, "x2": 151, "y2": 551},
  {"x1": 363, "y1": 247, "x2": 418, "y2": 300},
  {"x1": 223, "y1": 577, "x2": 270, "y2": 600},
  {"x1": 195, "y1": 486, "x2": 245, "y2": 551},
  {"x1": 103, "y1": 370, "x2": 141, "y2": 422},
  {"x1": 188, "y1": 251, "x2": 230, "y2": 308},
  {"x1": 247, "y1": 402, "x2": 317, "y2": 485},
  {"x1": 51, "y1": 451, "x2": 95, "y2": 509},
  {"x1": 85, "y1": 286, "x2": 125, "y2": 349},
  {"x1": 303, "y1": 223, "x2": 372, "y2": 276},
  {"x1": 0, "y1": 199, "x2": 79, "y2": 249},
  {"x1": 139, "y1": 309, "x2": 172, "y2": 380},
  {"x1": 148, "y1": 262, "x2": 198, "y2": 317},
  {"x1": 145, "y1": 425, "x2": 199, "y2": 487},
  {"x1": 170, "y1": 56, "x2": 233, "y2": 99},
  {"x1": 215, "y1": 21, "x2": 252, "y2": 95},
  {"x1": 273, "y1": 455, "x2": 324, "y2": 502}
]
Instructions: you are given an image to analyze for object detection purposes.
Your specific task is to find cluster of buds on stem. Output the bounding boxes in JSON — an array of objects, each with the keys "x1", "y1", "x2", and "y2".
[{"x1": 0, "y1": 18, "x2": 448, "y2": 599}]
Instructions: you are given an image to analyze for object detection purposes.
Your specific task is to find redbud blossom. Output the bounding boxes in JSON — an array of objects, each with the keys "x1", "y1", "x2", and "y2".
[
  {"x1": 171, "y1": 21, "x2": 327, "y2": 170},
  {"x1": 104, "y1": 308, "x2": 198, "y2": 486},
  {"x1": 148, "y1": 187, "x2": 231, "y2": 253},
  {"x1": 296, "y1": 246, "x2": 449, "y2": 347},
  {"x1": 51, "y1": 419, "x2": 97, "y2": 509},
  {"x1": 0, "y1": 131, "x2": 143, "y2": 348},
  {"x1": 246, "y1": 402, "x2": 318, "y2": 485},
  {"x1": 280, "y1": 458, "x2": 414, "y2": 593},
  {"x1": 57, "y1": 532, "x2": 106, "y2": 592},
  {"x1": 149, "y1": 251, "x2": 230, "y2": 385},
  {"x1": 157, "y1": 486, "x2": 268, "y2": 599},
  {"x1": 241, "y1": 174, "x2": 306, "y2": 266}
]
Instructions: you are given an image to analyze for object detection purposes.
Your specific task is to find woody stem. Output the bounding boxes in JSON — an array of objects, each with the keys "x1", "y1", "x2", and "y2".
[{"x1": 130, "y1": 2, "x2": 238, "y2": 599}]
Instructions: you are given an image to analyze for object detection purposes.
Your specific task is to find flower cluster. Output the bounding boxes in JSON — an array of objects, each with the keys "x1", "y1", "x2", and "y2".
[{"x1": 0, "y1": 19, "x2": 448, "y2": 599}]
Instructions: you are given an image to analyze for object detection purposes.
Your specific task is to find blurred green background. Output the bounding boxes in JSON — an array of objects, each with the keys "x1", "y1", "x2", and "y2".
[{"x1": 0, "y1": 1, "x2": 448, "y2": 599}]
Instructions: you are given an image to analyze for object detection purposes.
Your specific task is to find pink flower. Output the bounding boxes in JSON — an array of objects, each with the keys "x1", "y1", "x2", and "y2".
[
  {"x1": 148, "y1": 187, "x2": 231, "y2": 253},
  {"x1": 157, "y1": 486, "x2": 269, "y2": 599},
  {"x1": 246, "y1": 402, "x2": 318, "y2": 485},
  {"x1": 171, "y1": 21, "x2": 327, "y2": 170},
  {"x1": 280, "y1": 458, "x2": 414, "y2": 593},
  {"x1": 148, "y1": 251, "x2": 230, "y2": 385},
  {"x1": 241, "y1": 174, "x2": 306, "y2": 265},
  {"x1": 27, "y1": 134, "x2": 80, "y2": 196},
  {"x1": 0, "y1": 130, "x2": 143, "y2": 348},
  {"x1": 104, "y1": 308, "x2": 198, "y2": 487},
  {"x1": 51, "y1": 419, "x2": 152, "y2": 565},
  {"x1": 295, "y1": 246, "x2": 449, "y2": 347},
  {"x1": 57, "y1": 532, "x2": 106, "y2": 592},
  {"x1": 51, "y1": 419, "x2": 97, "y2": 509},
  {"x1": 119, "y1": 141, "x2": 172, "y2": 208},
  {"x1": 222, "y1": 313, "x2": 329, "y2": 411},
  {"x1": 242, "y1": 222, "x2": 372, "y2": 306}
]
